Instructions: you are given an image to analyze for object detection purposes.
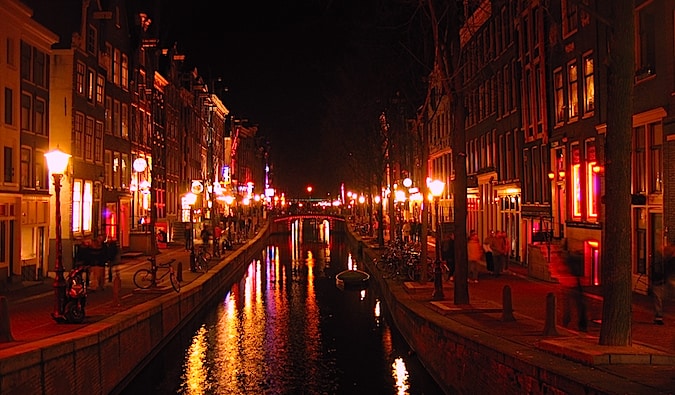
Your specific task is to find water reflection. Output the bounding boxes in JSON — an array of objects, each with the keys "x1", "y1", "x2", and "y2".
[{"x1": 130, "y1": 219, "x2": 442, "y2": 394}]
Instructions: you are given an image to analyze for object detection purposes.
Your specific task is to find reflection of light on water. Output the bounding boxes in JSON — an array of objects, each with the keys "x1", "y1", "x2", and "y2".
[
  {"x1": 360, "y1": 289, "x2": 366, "y2": 300},
  {"x1": 347, "y1": 254, "x2": 353, "y2": 270},
  {"x1": 392, "y1": 357, "x2": 410, "y2": 395},
  {"x1": 182, "y1": 325, "x2": 209, "y2": 394},
  {"x1": 374, "y1": 299, "x2": 381, "y2": 320}
]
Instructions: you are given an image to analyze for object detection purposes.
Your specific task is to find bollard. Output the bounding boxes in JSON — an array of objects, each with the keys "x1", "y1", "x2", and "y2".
[
  {"x1": 0, "y1": 296, "x2": 14, "y2": 342},
  {"x1": 543, "y1": 292, "x2": 559, "y2": 336},
  {"x1": 501, "y1": 285, "x2": 515, "y2": 322},
  {"x1": 112, "y1": 270, "x2": 122, "y2": 306},
  {"x1": 176, "y1": 260, "x2": 183, "y2": 282}
]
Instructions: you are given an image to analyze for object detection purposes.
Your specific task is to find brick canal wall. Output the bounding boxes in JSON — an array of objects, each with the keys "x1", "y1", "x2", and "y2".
[
  {"x1": 0, "y1": 226, "x2": 269, "y2": 395},
  {"x1": 347, "y1": 232, "x2": 631, "y2": 395}
]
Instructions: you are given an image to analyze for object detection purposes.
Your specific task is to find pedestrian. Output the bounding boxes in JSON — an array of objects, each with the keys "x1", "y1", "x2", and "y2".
[
  {"x1": 483, "y1": 231, "x2": 495, "y2": 274},
  {"x1": 200, "y1": 223, "x2": 211, "y2": 247},
  {"x1": 555, "y1": 251, "x2": 588, "y2": 332},
  {"x1": 489, "y1": 230, "x2": 507, "y2": 276},
  {"x1": 441, "y1": 232, "x2": 455, "y2": 279},
  {"x1": 502, "y1": 231, "x2": 512, "y2": 272},
  {"x1": 652, "y1": 243, "x2": 674, "y2": 325},
  {"x1": 467, "y1": 230, "x2": 483, "y2": 283},
  {"x1": 402, "y1": 220, "x2": 411, "y2": 244},
  {"x1": 213, "y1": 222, "x2": 223, "y2": 257},
  {"x1": 185, "y1": 222, "x2": 193, "y2": 251}
]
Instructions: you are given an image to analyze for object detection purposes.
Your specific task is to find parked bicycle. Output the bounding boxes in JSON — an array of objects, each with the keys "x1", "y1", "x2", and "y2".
[
  {"x1": 133, "y1": 257, "x2": 181, "y2": 292},
  {"x1": 194, "y1": 244, "x2": 211, "y2": 273}
]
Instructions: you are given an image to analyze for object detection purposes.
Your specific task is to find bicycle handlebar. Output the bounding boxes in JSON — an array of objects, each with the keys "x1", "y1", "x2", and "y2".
[{"x1": 146, "y1": 257, "x2": 176, "y2": 267}]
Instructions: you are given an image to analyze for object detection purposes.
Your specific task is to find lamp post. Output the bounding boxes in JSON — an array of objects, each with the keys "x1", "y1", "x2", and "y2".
[
  {"x1": 429, "y1": 179, "x2": 445, "y2": 301},
  {"x1": 45, "y1": 148, "x2": 71, "y2": 321}
]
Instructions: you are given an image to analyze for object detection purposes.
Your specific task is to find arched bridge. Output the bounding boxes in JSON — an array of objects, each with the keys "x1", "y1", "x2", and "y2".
[{"x1": 270, "y1": 214, "x2": 347, "y2": 234}]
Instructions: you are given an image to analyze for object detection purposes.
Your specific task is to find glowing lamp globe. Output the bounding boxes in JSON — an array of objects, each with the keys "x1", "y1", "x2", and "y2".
[{"x1": 45, "y1": 149, "x2": 71, "y2": 174}]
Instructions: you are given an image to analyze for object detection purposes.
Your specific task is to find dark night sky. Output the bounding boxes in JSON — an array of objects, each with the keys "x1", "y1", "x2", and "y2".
[{"x1": 163, "y1": 1, "x2": 422, "y2": 199}]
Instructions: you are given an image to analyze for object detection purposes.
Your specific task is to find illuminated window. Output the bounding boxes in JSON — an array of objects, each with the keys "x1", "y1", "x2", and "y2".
[
  {"x1": 76, "y1": 62, "x2": 85, "y2": 96},
  {"x1": 567, "y1": 62, "x2": 578, "y2": 120},
  {"x1": 583, "y1": 54, "x2": 594, "y2": 113},
  {"x1": 553, "y1": 68, "x2": 564, "y2": 123},
  {"x1": 649, "y1": 123, "x2": 662, "y2": 193},
  {"x1": 72, "y1": 180, "x2": 82, "y2": 232},
  {"x1": 82, "y1": 181, "x2": 93, "y2": 232},
  {"x1": 587, "y1": 161, "x2": 598, "y2": 218},
  {"x1": 573, "y1": 163, "x2": 581, "y2": 217}
]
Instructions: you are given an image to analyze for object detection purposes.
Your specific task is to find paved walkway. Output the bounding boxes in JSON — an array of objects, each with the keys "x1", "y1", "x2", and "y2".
[{"x1": 1, "y1": 232, "x2": 674, "y2": 393}]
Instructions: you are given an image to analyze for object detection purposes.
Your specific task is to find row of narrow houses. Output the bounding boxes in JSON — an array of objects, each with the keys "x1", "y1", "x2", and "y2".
[
  {"x1": 384, "y1": 0, "x2": 674, "y2": 297},
  {"x1": 0, "y1": 0, "x2": 268, "y2": 287}
]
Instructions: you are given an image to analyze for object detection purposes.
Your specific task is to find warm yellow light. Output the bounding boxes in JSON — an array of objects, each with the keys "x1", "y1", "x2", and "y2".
[
  {"x1": 374, "y1": 195, "x2": 381, "y2": 204},
  {"x1": 402, "y1": 177, "x2": 412, "y2": 188},
  {"x1": 44, "y1": 149, "x2": 71, "y2": 174},
  {"x1": 548, "y1": 171, "x2": 555, "y2": 180},
  {"x1": 224, "y1": 195, "x2": 234, "y2": 205},
  {"x1": 307, "y1": 186, "x2": 313, "y2": 193},
  {"x1": 429, "y1": 179, "x2": 445, "y2": 197},
  {"x1": 358, "y1": 195, "x2": 365, "y2": 204},
  {"x1": 184, "y1": 192, "x2": 197, "y2": 205},
  {"x1": 132, "y1": 157, "x2": 147, "y2": 172},
  {"x1": 394, "y1": 189, "x2": 407, "y2": 202}
]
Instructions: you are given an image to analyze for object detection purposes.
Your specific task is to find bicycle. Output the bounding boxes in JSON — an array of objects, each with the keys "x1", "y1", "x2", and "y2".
[
  {"x1": 133, "y1": 257, "x2": 181, "y2": 292},
  {"x1": 194, "y1": 244, "x2": 211, "y2": 273}
]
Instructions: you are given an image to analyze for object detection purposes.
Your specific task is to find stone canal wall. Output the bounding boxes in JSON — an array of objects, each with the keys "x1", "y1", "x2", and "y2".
[
  {"x1": 0, "y1": 225, "x2": 269, "y2": 395},
  {"x1": 347, "y1": 231, "x2": 622, "y2": 395}
]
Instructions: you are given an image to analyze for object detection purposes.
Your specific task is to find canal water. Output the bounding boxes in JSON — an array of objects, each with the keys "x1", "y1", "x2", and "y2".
[{"x1": 122, "y1": 219, "x2": 444, "y2": 394}]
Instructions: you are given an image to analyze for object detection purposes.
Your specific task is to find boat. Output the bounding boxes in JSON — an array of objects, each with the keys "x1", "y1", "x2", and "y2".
[{"x1": 335, "y1": 269, "x2": 370, "y2": 290}]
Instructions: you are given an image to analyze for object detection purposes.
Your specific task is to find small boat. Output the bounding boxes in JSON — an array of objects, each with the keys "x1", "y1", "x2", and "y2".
[{"x1": 336, "y1": 269, "x2": 370, "y2": 290}]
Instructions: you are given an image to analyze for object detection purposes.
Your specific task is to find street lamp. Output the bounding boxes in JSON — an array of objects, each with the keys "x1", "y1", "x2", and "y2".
[
  {"x1": 429, "y1": 179, "x2": 445, "y2": 301},
  {"x1": 45, "y1": 148, "x2": 71, "y2": 321}
]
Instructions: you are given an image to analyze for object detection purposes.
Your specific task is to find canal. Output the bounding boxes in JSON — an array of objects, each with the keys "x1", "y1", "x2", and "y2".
[{"x1": 122, "y1": 219, "x2": 444, "y2": 394}]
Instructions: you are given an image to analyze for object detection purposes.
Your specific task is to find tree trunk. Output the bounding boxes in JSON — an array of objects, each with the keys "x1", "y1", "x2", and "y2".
[{"x1": 599, "y1": 0, "x2": 634, "y2": 346}]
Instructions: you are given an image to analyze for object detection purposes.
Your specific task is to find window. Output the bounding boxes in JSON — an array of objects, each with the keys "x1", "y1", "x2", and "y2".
[
  {"x1": 96, "y1": 75, "x2": 104, "y2": 105},
  {"x1": 34, "y1": 152, "x2": 45, "y2": 189},
  {"x1": 34, "y1": 50, "x2": 45, "y2": 87},
  {"x1": 113, "y1": 100, "x2": 120, "y2": 137},
  {"x1": 82, "y1": 181, "x2": 93, "y2": 232},
  {"x1": 121, "y1": 54, "x2": 128, "y2": 90},
  {"x1": 95, "y1": 121, "x2": 103, "y2": 163},
  {"x1": 586, "y1": 141, "x2": 598, "y2": 220},
  {"x1": 583, "y1": 54, "x2": 595, "y2": 114},
  {"x1": 571, "y1": 143, "x2": 581, "y2": 218},
  {"x1": 6, "y1": 38, "x2": 15, "y2": 66},
  {"x1": 105, "y1": 43, "x2": 113, "y2": 81},
  {"x1": 85, "y1": 117, "x2": 94, "y2": 161},
  {"x1": 649, "y1": 123, "x2": 662, "y2": 193},
  {"x1": 21, "y1": 93, "x2": 31, "y2": 131},
  {"x1": 562, "y1": 0, "x2": 578, "y2": 37},
  {"x1": 567, "y1": 62, "x2": 578, "y2": 120},
  {"x1": 554, "y1": 68, "x2": 564, "y2": 124},
  {"x1": 20, "y1": 147, "x2": 30, "y2": 188},
  {"x1": 76, "y1": 62, "x2": 85, "y2": 96},
  {"x1": 104, "y1": 150, "x2": 112, "y2": 187},
  {"x1": 105, "y1": 96, "x2": 112, "y2": 134},
  {"x1": 86, "y1": 25, "x2": 97, "y2": 54},
  {"x1": 635, "y1": 4, "x2": 656, "y2": 80},
  {"x1": 121, "y1": 153, "x2": 129, "y2": 188},
  {"x1": 86, "y1": 69, "x2": 95, "y2": 102},
  {"x1": 4, "y1": 88, "x2": 13, "y2": 125},
  {"x1": 73, "y1": 112, "x2": 84, "y2": 158},
  {"x1": 3, "y1": 146, "x2": 13, "y2": 183},
  {"x1": 72, "y1": 180, "x2": 82, "y2": 232},
  {"x1": 121, "y1": 103, "x2": 129, "y2": 138},
  {"x1": 20, "y1": 42, "x2": 31, "y2": 81},
  {"x1": 633, "y1": 126, "x2": 646, "y2": 194},
  {"x1": 113, "y1": 49, "x2": 120, "y2": 86},
  {"x1": 34, "y1": 98, "x2": 45, "y2": 135}
]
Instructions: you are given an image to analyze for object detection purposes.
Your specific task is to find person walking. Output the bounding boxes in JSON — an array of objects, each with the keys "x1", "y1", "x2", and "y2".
[
  {"x1": 402, "y1": 220, "x2": 411, "y2": 244},
  {"x1": 489, "y1": 230, "x2": 507, "y2": 276},
  {"x1": 651, "y1": 243, "x2": 674, "y2": 325},
  {"x1": 554, "y1": 251, "x2": 588, "y2": 332},
  {"x1": 441, "y1": 232, "x2": 455, "y2": 279},
  {"x1": 467, "y1": 230, "x2": 483, "y2": 283},
  {"x1": 483, "y1": 231, "x2": 495, "y2": 274}
]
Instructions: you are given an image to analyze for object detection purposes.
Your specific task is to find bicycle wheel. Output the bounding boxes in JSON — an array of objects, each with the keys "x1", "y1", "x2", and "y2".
[
  {"x1": 197, "y1": 255, "x2": 208, "y2": 273},
  {"x1": 201, "y1": 250, "x2": 212, "y2": 261},
  {"x1": 169, "y1": 270, "x2": 181, "y2": 292},
  {"x1": 133, "y1": 269, "x2": 154, "y2": 289}
]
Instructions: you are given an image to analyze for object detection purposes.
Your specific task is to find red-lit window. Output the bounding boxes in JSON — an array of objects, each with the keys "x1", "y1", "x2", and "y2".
[{"x1": 571, "y1": 144, "x2": 581, "y2": 218}]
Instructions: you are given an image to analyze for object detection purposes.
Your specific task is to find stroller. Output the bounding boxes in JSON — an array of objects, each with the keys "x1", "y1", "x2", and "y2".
[{"x1": 62, "y1": 265, "x2": 89, "y2": 323}]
